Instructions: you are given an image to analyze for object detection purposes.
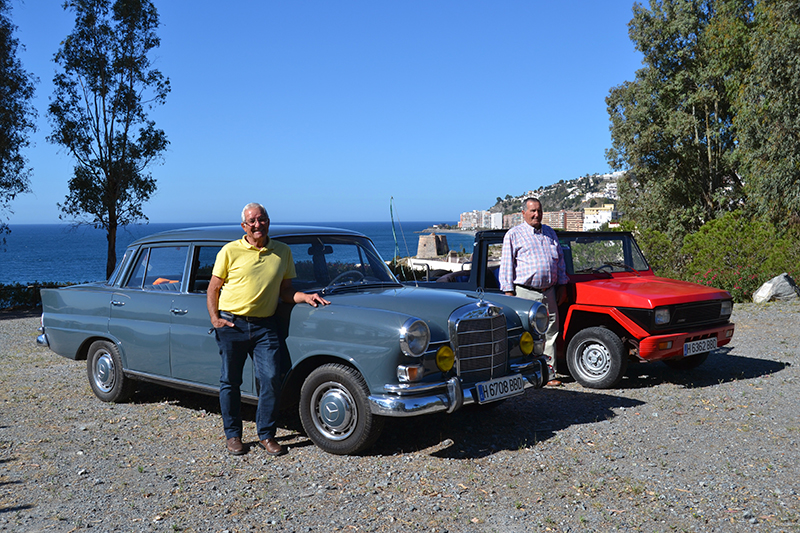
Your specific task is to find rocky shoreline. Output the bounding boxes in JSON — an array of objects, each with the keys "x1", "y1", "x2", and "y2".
[{"x1": 1, "y1": 301, "x2": 798, "y2": 532}]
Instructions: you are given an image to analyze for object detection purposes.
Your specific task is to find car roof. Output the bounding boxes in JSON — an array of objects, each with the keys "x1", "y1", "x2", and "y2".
[{"x1": 129, "y1": 224, "x2": 366, "y2": 247}]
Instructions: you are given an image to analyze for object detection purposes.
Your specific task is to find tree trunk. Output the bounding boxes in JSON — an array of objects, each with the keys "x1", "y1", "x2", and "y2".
[{"x1": 106, "y1": 223, "x2": 117, "y2": 279}]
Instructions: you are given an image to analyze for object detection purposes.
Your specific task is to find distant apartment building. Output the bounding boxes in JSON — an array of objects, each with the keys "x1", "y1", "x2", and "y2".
[
  {"x1": 565, "y1": 211, "x2": 584, "y2": 231},
  {"x1": 503, "y1": 212, "x2": 523, "y2": 228},
  {"x1": 490, "y1": 212, "x2": 503, "y2": 229},
  {"x1": 583, "y1": 204, "x2": 618, "y2": 231},
  {"x1": 459, "y1": 210, "x2": 493, "y2": 229},
  {"x1": 543, "y1": 210, "x2": 584, "y2": 231},
  {"x1": 543, "y1": 211, "x2": 565, "y2": 229}
]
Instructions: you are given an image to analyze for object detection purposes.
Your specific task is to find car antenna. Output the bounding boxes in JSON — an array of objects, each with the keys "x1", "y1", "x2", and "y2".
[{"x1": 390, "y1": 197, "x2": 417, "y2": 284}]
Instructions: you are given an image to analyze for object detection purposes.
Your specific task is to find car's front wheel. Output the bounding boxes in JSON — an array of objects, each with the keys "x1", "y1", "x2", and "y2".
[
  {"x1": 86, "y1": 340, "x2": 135, "y2": 402},
  {"x1": 663, "y1": 351, "x2": 709, "y2": 370},
  {"x1": 299, "y1": 363, "x2": 384, "y2": 455},
  {"x1": 566, "y1": 327, "x2": 627, "y2": 389}
]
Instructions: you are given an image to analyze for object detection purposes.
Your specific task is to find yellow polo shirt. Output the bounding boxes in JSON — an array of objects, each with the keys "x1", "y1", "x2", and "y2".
[{"x1": 213, "y1": 236, "x2": 296, "y2": 318}]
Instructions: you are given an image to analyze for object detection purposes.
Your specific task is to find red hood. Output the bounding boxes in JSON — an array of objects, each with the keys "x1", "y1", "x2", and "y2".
[{"x1": 572, "y1": 274, "x2": 732, "y2": 309}]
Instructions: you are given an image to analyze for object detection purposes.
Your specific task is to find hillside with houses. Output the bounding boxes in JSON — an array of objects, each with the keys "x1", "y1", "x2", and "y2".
[{"x1": 458, "y1": 171, "x2": 623, "y2": 232}]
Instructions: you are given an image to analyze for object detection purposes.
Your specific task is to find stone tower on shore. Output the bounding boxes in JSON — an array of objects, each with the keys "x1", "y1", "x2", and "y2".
[{"x1": 416, "y1": 233, "x2": 449, "y2": 258}]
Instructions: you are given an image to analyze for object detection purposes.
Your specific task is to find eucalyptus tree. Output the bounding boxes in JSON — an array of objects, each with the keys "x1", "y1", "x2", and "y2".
[
  {"x1": 606, "y1": 0, "x2": 749, "y2": 241},
  {"x1": 734, "y1": 0, "x2": 800, "y2": 226},
  {"x1": 0, "y1": 0, "x2": 37, "y2": 242},
  {"x1": 48, "y1": 0, "x2": 169, "y2": 277}
]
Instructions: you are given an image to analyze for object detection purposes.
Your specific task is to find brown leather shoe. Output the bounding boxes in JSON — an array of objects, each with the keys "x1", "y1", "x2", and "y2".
[
  {"x1": 547, "y1": 379, "x2": 563, "y2": 387},
  {"x1": 226, "y1": 436, "x2": 247, "y2": 455},
  {"x1": 259, "y1": 437, "x2": 284, "y2": 456}
]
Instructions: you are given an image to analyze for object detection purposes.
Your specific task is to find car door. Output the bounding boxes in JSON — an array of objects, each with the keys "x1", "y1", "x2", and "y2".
[
  {"x1": 109, "y1": 245, "x2": 188, "y2": 377},
  {"x1": 169, "y1": 243, "x2": 255, "y2": 394}
]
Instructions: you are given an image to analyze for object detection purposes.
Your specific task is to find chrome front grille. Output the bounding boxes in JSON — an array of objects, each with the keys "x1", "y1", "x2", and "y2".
[{"x1": 449, "y1": 303, "x2": 508, "y2": 383}]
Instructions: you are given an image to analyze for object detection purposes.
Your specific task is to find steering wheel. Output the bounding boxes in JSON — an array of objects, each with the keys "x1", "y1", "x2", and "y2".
[{"x1": 328, "y1": 270, "x2": 365, "y2": 285}]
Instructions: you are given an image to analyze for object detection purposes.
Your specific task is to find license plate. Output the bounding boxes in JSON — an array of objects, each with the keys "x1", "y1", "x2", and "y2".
[
  {"x1": 476, "y1": 374, "x2": 525, "y2": 403},
  {"x1": 683, "y1": 337, "x2": 717, "y2": 357}
]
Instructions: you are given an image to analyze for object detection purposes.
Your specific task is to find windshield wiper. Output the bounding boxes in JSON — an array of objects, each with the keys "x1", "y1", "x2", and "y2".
[{"x1": 320, "y1": 280, "x2": 401, "y2": 295}]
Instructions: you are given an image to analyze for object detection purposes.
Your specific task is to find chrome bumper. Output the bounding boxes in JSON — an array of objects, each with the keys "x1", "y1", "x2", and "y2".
[
  {"x1": 369, "y1": 358, "x2": 546, "y2": 417},
  {"x1": 36, "y1": 333, "x2": 49, "y2": 347}
]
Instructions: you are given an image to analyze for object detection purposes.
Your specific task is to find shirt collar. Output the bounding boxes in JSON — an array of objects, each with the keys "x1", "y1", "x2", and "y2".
[{"x1": 240, "y1": 235, "x2": 271, "y2": 251}]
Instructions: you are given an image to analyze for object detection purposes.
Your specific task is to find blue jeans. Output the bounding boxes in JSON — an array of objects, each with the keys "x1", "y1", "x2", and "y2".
[{"x1": 215, "y1": 316, "x2": 282, "y2": 441}]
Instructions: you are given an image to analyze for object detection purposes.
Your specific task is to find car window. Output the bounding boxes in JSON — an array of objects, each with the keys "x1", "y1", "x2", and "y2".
[
  {"x1": 106, "y1": 248, "x2": 133, "y2": 286},
  {"x1": 277, "y1": 235, "x2": 396, "y2": 291},
  {"x1": 486, "y1": 242, "x2": 503, "y2": 289},
  {"x1": 126, "y1": 248, "x2": 150, "y2": 289},
  {"x1": 190, "y1": 246, "x2": 222, "y2": 293},
  {"x1": 561, "y1": 235, "x2": 649, "y2": 274},
  {"x1": 124, "y1": 246, "x2": 188, "y2": 291}
]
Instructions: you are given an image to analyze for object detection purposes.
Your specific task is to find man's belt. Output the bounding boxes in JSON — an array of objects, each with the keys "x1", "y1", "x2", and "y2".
[
  {"x1": 219, "y1": 311, "x2": 271, "y2": 323},
  {"x1": 515, "y1": 283, "x2": 554, "y2": 292}
]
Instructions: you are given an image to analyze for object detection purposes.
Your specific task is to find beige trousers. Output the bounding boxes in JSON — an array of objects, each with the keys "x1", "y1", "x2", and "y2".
[{"x1": 515, "y1": 285, "x2": 559, "y2": 373}]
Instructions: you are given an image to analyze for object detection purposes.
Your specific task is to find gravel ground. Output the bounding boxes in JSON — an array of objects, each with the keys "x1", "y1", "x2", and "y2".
[{"x1": 1, "y1": 301, "x2": 798, "y2": 532}]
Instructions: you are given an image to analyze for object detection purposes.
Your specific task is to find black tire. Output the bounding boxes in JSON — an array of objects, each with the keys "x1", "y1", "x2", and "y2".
[
  {"x1": 566, "y1": 327, "x2": 627, "y2": 389},
  {"x1": 86, "y1": 340, "x2": 135, "y2": 403},
  {"x1": 299, "y1": 363, "x2": 384, "y2": 455},
  {"x1": 663, "y1": 351, "x2": 709, "y2": 371}
]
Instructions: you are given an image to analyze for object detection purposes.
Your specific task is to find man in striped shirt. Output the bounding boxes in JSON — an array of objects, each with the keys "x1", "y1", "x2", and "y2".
[{"x1": 499, "y1": 197, "x2": 568, "y2": 386}]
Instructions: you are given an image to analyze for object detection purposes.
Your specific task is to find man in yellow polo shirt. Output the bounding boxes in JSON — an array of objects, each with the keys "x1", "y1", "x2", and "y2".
[{"x1": 207, "y1": 203, "x2": 329, "y2": 456}]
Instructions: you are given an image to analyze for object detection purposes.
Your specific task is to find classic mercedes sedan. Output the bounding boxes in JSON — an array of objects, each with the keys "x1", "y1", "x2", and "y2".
[{"x1": 38, "y1": 225, "x2": 549, "y2": 454}]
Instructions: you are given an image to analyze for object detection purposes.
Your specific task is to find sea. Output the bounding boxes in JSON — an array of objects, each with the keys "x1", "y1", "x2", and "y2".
[{"x1": 0, "y1": 221, "x2": 475, "y2": 285}]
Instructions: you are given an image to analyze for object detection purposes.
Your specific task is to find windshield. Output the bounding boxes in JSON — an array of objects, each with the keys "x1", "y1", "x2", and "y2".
[
  {"x1": 275, "y1": 235, "x2": 400, "y2": 293},
  {"x1": 559, "y1": 234, "x2": 649, "y2": 275}
]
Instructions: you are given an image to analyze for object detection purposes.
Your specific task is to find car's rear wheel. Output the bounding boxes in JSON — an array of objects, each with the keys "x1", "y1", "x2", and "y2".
[
  {"x1": 299, "y1": 363, "x2": 384, "y2": 455},
  {"x1": 566, "y1": 327, "x2": 627, "y2": 389},
  {"x1": 86, "y1": 340, "x2": 134, "y2": 402},
  {"x1": 663, "y1": 351, "x2": 709, "y2": 370}
]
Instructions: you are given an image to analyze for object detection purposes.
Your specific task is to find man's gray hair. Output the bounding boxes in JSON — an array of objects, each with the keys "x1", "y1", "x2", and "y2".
[
  {"x1": 523, "y1": 197, "x2": 543, "y2": 210},
  {"x1": 241, "y1": 202, "x2": 269, "y2": 223}
]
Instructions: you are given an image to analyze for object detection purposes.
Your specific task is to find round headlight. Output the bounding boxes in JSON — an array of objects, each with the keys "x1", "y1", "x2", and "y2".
[
  {"x1": 400, "y1": 318, "x2": 430, "y2": 357},
  {"x1": 529, "y1": 303, "x2": 549, "y2": 334},
  {"x1": 436, "y1": 345, "x2": 455, "y2": 372},
  {"x1": 519, "y1": 331, "x2": 534, "y2": 355}
]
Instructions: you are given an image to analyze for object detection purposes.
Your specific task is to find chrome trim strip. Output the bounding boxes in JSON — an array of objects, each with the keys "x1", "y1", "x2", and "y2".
[{"x1": 123, "y1": 370, "x2": 259, "y2": 404}]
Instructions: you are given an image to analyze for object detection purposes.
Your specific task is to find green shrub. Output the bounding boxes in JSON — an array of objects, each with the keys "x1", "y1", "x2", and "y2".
[
  {"x1": 632, "y1": 226, "x2": 686, "y2": 281},
  {"x1": 680, "y1": 211, "x2": 800, "y2": 302}
]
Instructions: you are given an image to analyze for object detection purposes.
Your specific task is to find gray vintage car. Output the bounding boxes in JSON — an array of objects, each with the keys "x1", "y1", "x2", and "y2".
[{"x1": 37, "y1": 225, "x2": 549, "y2": 454}]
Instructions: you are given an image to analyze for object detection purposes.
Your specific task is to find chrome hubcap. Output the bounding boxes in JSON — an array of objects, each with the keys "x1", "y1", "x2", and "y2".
[
  {"x1": 311, "y1": 381, "x2": 356, "y2": 441},
  {"x1": 93, "y1": 351, "x2": 115, "y2": 393}
]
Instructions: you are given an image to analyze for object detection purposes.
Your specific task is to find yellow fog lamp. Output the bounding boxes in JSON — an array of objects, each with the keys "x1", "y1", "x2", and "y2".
[
  {"x1": 519, "y1": 331, "x2": 534, "y2": 355},
  {"x1": 436, "y1": 345, "x2": 455, "y2": 372}
]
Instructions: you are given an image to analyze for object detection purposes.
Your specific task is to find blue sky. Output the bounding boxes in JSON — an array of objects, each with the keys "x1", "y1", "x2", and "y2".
[{"x1": 8, "y1": 1, "x2": 642, "y2": 225}]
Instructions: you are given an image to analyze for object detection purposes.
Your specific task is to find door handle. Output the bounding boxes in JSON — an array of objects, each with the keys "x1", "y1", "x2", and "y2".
[
  {"x1": 111, "y1": 300, "x2": 125, "y2": 307},
  {"x1": 171, "y1": 308, "x2": 188, "y2": 315}
]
